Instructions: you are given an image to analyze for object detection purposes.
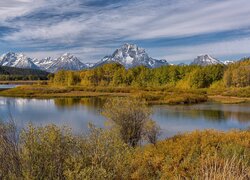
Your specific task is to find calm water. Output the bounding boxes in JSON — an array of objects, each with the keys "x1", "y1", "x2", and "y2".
[
  {"x1": 0, "y1": 96, "x2": 250, "y2": 138},
  {"x1": 0, "y1": 84, "x2": 18, "y2": 89}
]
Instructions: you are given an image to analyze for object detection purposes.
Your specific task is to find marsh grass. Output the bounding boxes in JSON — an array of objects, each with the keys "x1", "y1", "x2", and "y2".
[
  {"x1": 0, "y1": 85, "x2": 210, "y2": 105},
  {"x1": 198, "y1": 155, "x2": 250, "y2": 180}
]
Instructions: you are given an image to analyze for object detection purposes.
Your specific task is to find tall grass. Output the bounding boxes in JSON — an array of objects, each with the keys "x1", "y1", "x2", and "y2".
[{"x1": 198, "y1": 155, "x2": 250, "y2": 180}]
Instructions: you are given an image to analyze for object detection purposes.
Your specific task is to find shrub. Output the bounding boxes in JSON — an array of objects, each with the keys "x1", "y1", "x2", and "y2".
[
  {"x1": 131, "y1": 130, "x2": 250, "y2": 179},
  {"x1": 65, "y1": 124, "x2": 133, "y2": 179},
  {"x1": 20, "y1": 124, "x2": 75, "y2": 179},
  {"x1": 0, "y1": 121, "x2": 21, "y2": 179},
  {"x1": 102, "y1": 98, "x2": 160, "y2": 147}
]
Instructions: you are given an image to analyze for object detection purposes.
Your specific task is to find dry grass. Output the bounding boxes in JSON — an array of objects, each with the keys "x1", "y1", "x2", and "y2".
[
  {"x1": 209, "y1": 95, "x2": 250, "y2": 104},
  {"x1": 197, "y1": 155, "x2": 250, "y2": 180},
  {"x1": 0, "y1": 85, "x2": 209, "y2": 105},
  {"x1": 164, "y1": 92, "x2": 208, "y2": 105}
]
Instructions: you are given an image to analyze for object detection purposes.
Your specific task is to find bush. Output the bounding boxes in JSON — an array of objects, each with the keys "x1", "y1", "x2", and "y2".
[
  {"x1": 1, "y1": 123, "x2": 249, "y2": 179},
  {"x1": 20, "y1": 124, "x2": 75, "y2": 179},
  {"x1": 65, "y1": 124, "x2": 133, "y2": 179},
  {"x1": 102, "y1": 98, "x2": 160, "y2": 147},
  {"x1": 0, "y1": 121, "x2": 21, "y2": 179},
  {"x1": 131, "y1": 130, "x2": 250, "y2": 179}
]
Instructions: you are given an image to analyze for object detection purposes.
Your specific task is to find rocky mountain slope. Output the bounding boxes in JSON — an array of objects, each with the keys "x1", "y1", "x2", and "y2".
[
  {"x1": 94, "y1": 43, "x2": 169, "y2": 68},
  {"x1": 45, "y1": 53, "x2": 87, "y2": 73},
  {"x1": 191, "y1": 54, "x2": 224, "y2": 66},
  {"x1": 0, "y1": 52, "x2": 39, "y2": 69}
]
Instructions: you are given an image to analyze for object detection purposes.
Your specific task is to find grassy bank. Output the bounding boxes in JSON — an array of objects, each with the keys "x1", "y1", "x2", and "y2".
[
  {"x1": 208, "y1": 95, "x2": 250, "y2": 104},
  {"x1": 0, "y1": 85, "x2": 210, "y2": 105},
  {"x1": 1, "y1": 84, "x2": 250, "y2": 104}
]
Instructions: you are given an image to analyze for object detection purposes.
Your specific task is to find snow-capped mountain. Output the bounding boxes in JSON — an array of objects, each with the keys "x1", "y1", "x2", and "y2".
[
  {"x1": 33, "y1": 57, "x2": 54, "y2": 71},
  {"x1": 46, "y1": 53, "x2": 87, "y2": 73},
  {"x1": 85, "y1": 62, "x2": 95, "y2": 68},
  {"x1": 1, "y1": 50, "x2": 239, "y2": 73},
  {"x1": 223, "y1": 60, "x2": 235, "y2": 65},
  {"x1": 0, "y1": 52, "x2": 88, "y2": 72},
  {"x1": 94, "y1": 43, "x2": 169, "y2": 68},
  {"x1": 0, "y1": 52, "x2": 39, "y2": 69},
  {"x1": 191, "y1": 54, "x2": 224, "y2": 66}
]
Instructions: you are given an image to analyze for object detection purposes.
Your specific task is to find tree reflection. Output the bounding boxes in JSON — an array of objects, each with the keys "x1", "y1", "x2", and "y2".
[{"x1": 53, "y1": 97, "x2": 107, "y2": 110}]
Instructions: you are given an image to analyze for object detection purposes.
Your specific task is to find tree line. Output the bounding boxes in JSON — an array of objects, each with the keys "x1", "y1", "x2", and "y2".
[
  {"x1": 49, "y1": 58, "x2": 250, "y2": 89},
  {"x1": 0, "y1": 66, "x2": 49, "y2": 81}
]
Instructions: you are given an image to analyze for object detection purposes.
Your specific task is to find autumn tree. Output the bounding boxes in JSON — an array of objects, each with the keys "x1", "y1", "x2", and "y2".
[{"x1": 102, "y1": 98, "x2": 160, "y2": 147}]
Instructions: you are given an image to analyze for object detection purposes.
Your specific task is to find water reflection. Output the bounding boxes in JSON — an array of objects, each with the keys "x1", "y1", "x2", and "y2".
[
  {"x1": 0, "y1": 84, "x2": 18, "y2": 89},
  {"x1": 154, "y1": 103, "x2": 250, "y2": 122},
  {"x1": 54, "y1": 97, "x2": 106, "y2": 110},
  {"x1": 0, "y1": 97, "x2": 250, "y2": 138}
]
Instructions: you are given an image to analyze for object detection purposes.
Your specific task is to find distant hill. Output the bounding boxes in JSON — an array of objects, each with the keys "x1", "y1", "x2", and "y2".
[{"x1": 0, "y1": 66, "x2": 50, "y2": 81}]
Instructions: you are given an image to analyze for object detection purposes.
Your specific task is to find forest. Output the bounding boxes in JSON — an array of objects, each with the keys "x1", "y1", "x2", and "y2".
[
  {"x1": 0, "y1": 66, "x2": 49, "y2": 81},
  {"x1": 49, "y1": 58, "x2": 250, "y2": 89}
]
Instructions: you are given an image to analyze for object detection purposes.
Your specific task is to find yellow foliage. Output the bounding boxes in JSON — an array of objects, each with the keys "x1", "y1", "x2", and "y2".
[{"x1": 131, "y1": 130, "x2": 250, "y2": 179}]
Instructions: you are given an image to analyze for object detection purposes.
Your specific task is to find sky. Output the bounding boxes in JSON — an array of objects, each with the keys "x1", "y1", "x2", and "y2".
[{"x1": 0, "y1": 0, "x2": 250, "y2": 64}]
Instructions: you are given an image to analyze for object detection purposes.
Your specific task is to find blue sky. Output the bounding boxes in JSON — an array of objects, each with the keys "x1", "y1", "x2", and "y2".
[{"x1": 0, "y1": 0, "x2": 250, "y2": 63}]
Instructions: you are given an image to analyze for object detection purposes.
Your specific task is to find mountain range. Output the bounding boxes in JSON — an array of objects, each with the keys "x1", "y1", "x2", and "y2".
[{"x1": 0, "y1": 44, "x2": 234, "y2": 72}]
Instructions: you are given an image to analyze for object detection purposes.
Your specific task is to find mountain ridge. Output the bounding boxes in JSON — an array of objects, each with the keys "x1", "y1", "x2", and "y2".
[
  {"x1": 0, "y1": 52, "x2": 40, "y2": 70},
  {"x1": 0, "y1": 44, "x2": 239, "y2": 72}
]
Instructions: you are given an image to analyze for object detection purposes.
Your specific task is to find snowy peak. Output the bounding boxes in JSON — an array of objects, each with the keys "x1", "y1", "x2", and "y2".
[
  {"x1": 191, "y1": 54, "x2": 223, "y2": 66},
  {"x1": 223, "y1": 60, "x2": 235, "y2": 65},
  {"x1": 96, "y1": 43, "x2": 168, "y2": 68},
  {"x1": 33, "y1": 57, "x2": 54, "y2": 70},
  {"x1": 0, "y1": 52, "x2": 39, "y2": 69},
  {"x1": 85, "y1": 62, "x2": 95, "y2": 68},
  {"x1": 0, "y1": 52, "x2": 88, "y2": 73},
  {"x1": 46, "y1": 53, "x2": 87, "y2": 73},
  {"x1": 58, "y1": 53, "x2": 79, "y2": 62}
]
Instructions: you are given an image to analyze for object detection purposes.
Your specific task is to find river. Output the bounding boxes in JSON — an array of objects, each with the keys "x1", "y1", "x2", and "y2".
[{"x1": 0, "y1": 96, "x2": 249, "y2": 138}]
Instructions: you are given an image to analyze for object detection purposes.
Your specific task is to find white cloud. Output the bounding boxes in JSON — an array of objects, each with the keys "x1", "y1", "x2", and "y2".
[
  {"x1": 1, "y1": 0, "x2": 250, "y2": 62},
  {"x1": 4, "y1": 0, "x2": 250, "y2": 42},
  {"x1": 0, "y1": 0, "x2": 45, "y2": 21},
  {"x1": 157, "y1": 37, "x2": 250, "y2": 62}
]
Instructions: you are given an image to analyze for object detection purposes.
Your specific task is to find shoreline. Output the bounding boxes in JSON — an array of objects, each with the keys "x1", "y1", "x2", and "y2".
[{"x1": 0, "y1": 85, "x2": 250, "y2": 105}]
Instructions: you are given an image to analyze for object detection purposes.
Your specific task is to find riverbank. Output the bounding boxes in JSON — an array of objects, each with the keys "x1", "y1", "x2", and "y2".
[
  {"x1": 0, "y1": 85, "x2": 208, "y2": 104},
  {"x1": 0, "y1": 80, "x2": 47, "y2": 85},
  {"x1": 1, "y1": 84, "x2": 250, "y2": 104},
  {"x1": 208, "y1": 95, "x2": 250, "y2": 104}
]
